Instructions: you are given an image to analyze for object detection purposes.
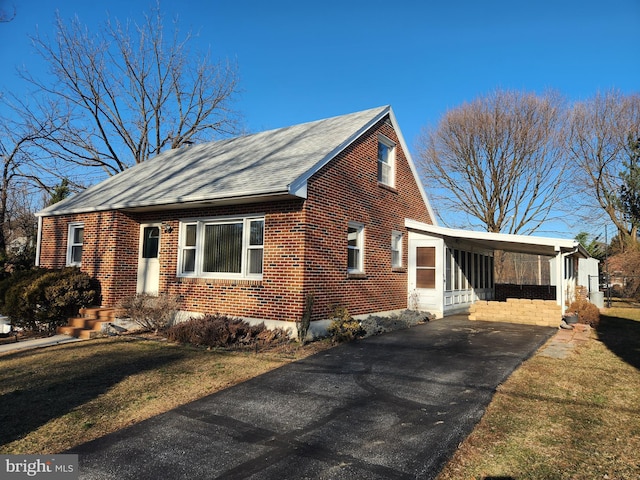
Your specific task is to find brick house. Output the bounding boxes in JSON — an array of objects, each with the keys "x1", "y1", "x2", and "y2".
[{"x1": 36, "y1": 106, "x2": 436, "y2": 334}]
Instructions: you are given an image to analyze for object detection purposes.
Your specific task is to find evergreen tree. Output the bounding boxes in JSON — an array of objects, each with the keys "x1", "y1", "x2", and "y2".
[
  {"x1": 618, "y1": 135, "x2": 640, "y2": 241},
  {"x1": 48, "y1": 179, "x2": 71, "y2": 206}
]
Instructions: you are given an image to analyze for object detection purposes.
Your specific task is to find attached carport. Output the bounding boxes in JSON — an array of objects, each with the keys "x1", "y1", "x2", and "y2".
[{"x1": 405, "y1": 219, "x2": 592, "y2": 319}]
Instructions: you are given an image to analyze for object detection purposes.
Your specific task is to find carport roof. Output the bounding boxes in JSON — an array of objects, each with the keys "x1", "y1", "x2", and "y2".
[{"x1": 405, "y1": 220, "x2": 590, "y2": 258}]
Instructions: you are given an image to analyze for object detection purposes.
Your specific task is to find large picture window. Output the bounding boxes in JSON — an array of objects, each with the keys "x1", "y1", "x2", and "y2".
[
  {"x1": 178, "y1": 217, "x2": 264, "y2": 279},
  {"x1": 66, "y1": 223, "x2": 84, "y2": 267}
]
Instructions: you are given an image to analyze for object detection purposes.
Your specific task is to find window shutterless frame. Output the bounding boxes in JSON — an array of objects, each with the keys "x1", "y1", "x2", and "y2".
[
  {"x1": 177, "y1": 216, "x2": 264, "y2": 280},
  {"x1": 391, "y1": 230, "x2": 403, "y2": 268},
  {"x1": 66, "y1": 223, "x2": 84, "y2": 267},
  {"x1": 377, "y1": 134, "x2": 396, "y2": 187},
  {"x1": 347, "y1": 222, "x2": 365, "y2": 274}
]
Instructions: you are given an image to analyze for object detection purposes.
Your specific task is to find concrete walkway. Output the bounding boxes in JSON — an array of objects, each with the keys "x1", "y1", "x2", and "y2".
[
  {"x1": 0, "y1": 334, "x2": 82, "y2": 355},
  {"x1": 69, "y1": 318, "x2": 555, "y2": 480}
]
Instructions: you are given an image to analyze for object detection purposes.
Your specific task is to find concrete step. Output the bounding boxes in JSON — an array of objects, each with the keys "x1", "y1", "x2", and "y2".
[
  {"x1": 57, "y1": 325, "x2": 84, "y2": 337},
  {"x1": 80, "y1": 307, "x2": 116, "y2": 321},
  {"x1": 57, "y1": 307, "x2": 117, "y2": 338}
]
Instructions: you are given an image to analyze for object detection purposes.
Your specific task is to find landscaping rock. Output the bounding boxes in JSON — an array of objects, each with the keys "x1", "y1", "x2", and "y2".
[{"x1": 359, "y1": 309, "x2": 434, "y2": 338}]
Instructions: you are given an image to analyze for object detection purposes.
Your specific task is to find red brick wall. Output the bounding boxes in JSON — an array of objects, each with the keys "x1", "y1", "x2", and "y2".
[
  {"x1": 38, "y1": 115, "x2": 432, "y2": 323},
  {"x1": 134, "y1": 201, "x2": 308, "y2": 322},
  {"x1": 301, "y1": 117, "x2": 433, "y2": 320},
  {"x1": 39, "y1": 210, "x2": 139, "y2": 306}
]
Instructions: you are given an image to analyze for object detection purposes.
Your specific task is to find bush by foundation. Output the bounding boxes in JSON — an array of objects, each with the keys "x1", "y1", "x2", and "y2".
[{"x1": 166, "y1": 314, "x2": 290, "y2": 349}]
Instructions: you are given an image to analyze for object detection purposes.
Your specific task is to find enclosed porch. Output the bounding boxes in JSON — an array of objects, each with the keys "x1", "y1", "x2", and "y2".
[{"x1": 405, "y1": 220, "x2": 592, "y2": 324}]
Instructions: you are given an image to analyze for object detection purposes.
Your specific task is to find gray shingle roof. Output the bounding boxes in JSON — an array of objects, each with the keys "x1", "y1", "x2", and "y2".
[{"x1": 38, "y1": 106, "x2": 391, "y2": 216}]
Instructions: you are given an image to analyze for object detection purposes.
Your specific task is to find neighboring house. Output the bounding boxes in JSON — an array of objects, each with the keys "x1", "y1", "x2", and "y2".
[
  {"x1": 36, "y1": 106, "x2": 435, "y2": 334},
  {"x1": 35, "y1": 105, "x2": 593, "y2": 333}
]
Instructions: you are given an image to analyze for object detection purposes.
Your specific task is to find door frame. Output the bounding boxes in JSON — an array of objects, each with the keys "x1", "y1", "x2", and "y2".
[
  {"x1": 408, "y1": 232, "x2": 444, "y2": 318},
  {"x1": 136, "y1": 223, "x2": 162, "y2": 295}
]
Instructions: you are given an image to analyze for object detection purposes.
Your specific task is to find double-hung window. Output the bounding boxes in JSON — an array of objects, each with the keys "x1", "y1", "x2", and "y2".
[
  {"x1": 377, "y1": 135, "x2": 396, "y2": 187},
  {"x1": 178, "y1": 216, "x2": 264, "y2": 279},
  {"x1": 347, "y1": 222, "x2": 364, "y2": 274},
  {"x1": 391, "y1": 231, "x2": 403, "y2": 268},
  {"x1": 66, "y1": 223, "x2": 84, "y2": 267}
]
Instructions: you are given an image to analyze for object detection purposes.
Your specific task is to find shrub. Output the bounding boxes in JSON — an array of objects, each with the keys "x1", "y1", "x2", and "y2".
[
  {"x1": 327, "y1": 306, "x2": 363, "y2": 343},
  {"x1": 567, "y1": 298, "x2": 601, "y2": 327},
  {"x1": 117, "y1": 293, "x2": 180, "y2": 332},
  {"x1": 166, "y1": 313, "x2": 290, "y2": 349},
  {"x1": 0, "y1": 269, "x2": 48, "y2": 315},
  {"x1": 3, "y1": 268, "x2": 100, "y2": 334}
]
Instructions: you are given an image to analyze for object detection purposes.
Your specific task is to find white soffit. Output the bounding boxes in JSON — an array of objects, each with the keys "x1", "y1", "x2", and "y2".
[{"x1": 405, "y1": 219, "x2": 589, "y2": 257}]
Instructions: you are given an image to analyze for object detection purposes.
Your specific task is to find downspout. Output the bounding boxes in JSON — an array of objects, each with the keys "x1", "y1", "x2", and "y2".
[{"x1": 35, "y1": 216, "x2": 43, "y2": 267}]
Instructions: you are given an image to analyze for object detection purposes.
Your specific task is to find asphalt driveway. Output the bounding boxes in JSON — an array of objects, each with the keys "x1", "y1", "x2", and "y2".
[{"x1": 71, "y1": 317, "x2": 555, "y2": 479}]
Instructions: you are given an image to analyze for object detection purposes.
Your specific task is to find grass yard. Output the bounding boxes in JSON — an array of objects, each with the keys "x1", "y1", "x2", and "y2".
[
  {"x1": 437, "y1": 303, "x2": 640, "y2": 480},
  {"x1": 0, "y1": 336, "x2": 330, "y2": 454}
]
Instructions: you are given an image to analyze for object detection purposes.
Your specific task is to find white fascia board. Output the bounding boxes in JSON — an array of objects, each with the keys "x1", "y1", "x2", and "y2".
[
  {"x1": 288, "y1": 106, "x2": 439, "y2": 229},
  {"x1": 387, "y1": 107, "x2": 439, "y2": 226},
  {"x1": 405, "y1": 219, "x2": 589, "y2": 256},
  {"x1": 36, "y1": 190, "x2": 296, "y2": 217},
  {"x1": 288, "y1": 106, "x2": 391, "y2": 198}
]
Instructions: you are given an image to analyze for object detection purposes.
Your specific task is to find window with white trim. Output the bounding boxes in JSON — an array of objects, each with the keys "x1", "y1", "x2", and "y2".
[
  {"x1": 178, "y1": 216, "x2": 264, "y2": 279},
  {"x1": 347, "y1": 222, "x2": 364, "y2": 273},
  {"x1": 66, "y1": 223, "x2": 84, "y2": 267},
  {"x1": 377, "y1": 135, "x2": 396, "y2": 187},
  {"x1": 391, "y1": 231, "x2": 403, "y2": 268}
]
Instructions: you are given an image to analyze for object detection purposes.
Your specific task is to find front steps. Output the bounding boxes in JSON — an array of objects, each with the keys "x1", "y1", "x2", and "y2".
[{"x1": 57, "y1": 307, "x2": 116, "y2": 339}]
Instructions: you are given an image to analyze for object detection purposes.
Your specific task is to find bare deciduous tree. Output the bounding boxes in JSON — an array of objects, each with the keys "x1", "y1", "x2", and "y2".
[
  {"x1": 0, "y1": 96, "x2": 63, "y2": 257},
  {"x1": 23, "y1": 5, "x2": 240, "y2": 177},
  {"x1": 416, "y1": 89, "x2": 567, "y2": 235},
  {"x1": 567, "y1": 90, "x2": 640, "y2": 251}
]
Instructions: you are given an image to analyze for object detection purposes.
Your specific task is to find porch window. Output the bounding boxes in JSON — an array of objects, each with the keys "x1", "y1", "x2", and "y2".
[
  {"x1": 377, "y1": 135, "x2": 395, "y2": 187},
  {"x1": 348, "y1": 222, "x2": 365, "y2": 273},
  {"x1": 445, "y1": 248, "x2": 452, "y2": 290},
  {"x1": 178, "y1": 216, "x2": 264, "y2": 279},
  {"x1": 391, "y1": 231, "x2": 403, "y2": 268},
  {"x1": 66, "y1": 223, "x2": 84, "y2": 267},
  {"x1": 416, "y1": 246, "x2": 436, "y2": 288}
]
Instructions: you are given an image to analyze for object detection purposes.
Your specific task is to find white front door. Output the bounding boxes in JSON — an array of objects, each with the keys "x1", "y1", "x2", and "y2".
[
  {"x1": 408, "y1": 235, "x2": 444, "y2": 317},
  {"x1": 137, "y1": 224, "x2": 161, "y2": 295}
]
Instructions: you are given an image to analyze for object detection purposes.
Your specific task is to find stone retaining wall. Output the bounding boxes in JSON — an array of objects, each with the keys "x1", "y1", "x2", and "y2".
[{"x1": 469, "y1": 298, "x2": 561, "y2": 327}]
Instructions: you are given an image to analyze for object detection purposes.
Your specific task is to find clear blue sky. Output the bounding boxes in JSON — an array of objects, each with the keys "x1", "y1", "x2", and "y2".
[{"x1": 1, "y1": 0, "x2": 639, "y2": 236}]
